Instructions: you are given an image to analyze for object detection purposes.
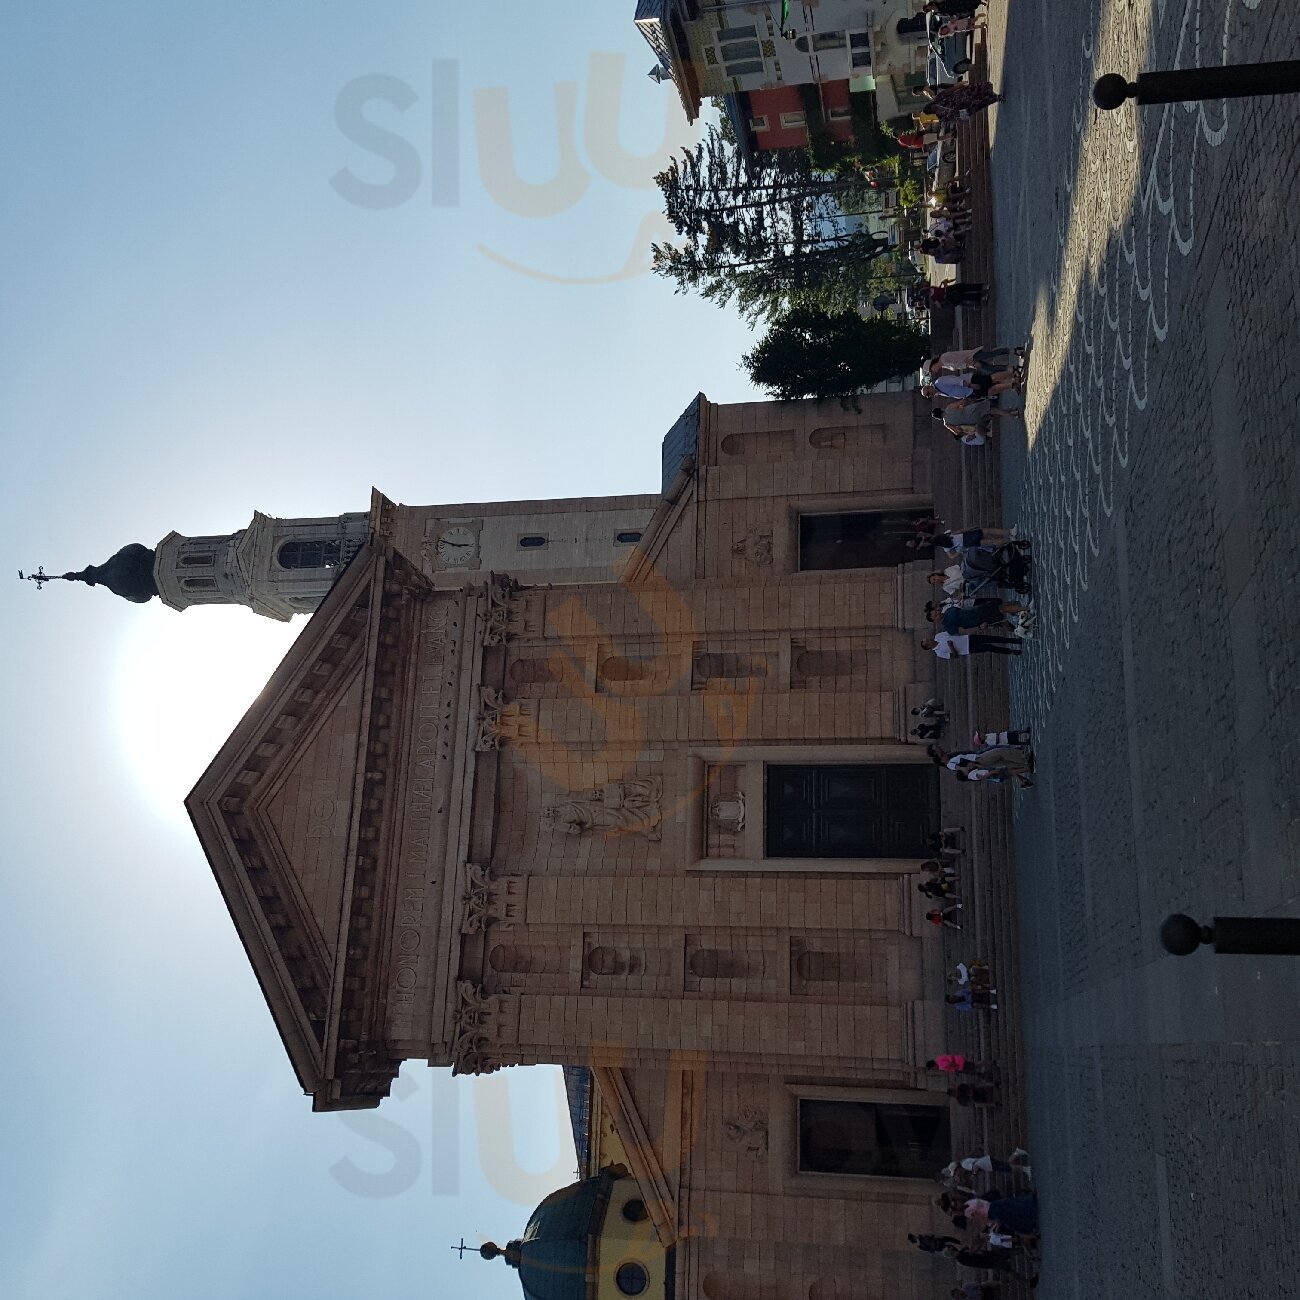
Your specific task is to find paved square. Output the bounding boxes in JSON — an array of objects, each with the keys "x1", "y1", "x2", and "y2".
[{"x1": 985, "y1": 0, "x2": 1300, "y2": 1295}]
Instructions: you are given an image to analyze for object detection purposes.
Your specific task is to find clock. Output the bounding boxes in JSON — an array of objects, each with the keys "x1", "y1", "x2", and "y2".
[{"x1": 436, "y1": 525, "x2": 478, "y2": 567}]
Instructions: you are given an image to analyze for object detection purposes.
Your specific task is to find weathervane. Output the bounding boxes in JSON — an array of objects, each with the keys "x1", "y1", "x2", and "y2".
[{"x1": 19, "y1": 566, "x2": 57, "y2": 590}]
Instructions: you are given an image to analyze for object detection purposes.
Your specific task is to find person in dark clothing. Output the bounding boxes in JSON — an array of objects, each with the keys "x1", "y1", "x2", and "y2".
[
  {"x1": 946, "y1": 1246, "x2": 1023, "y2": 1273},
  {"x1": 908, "y1": 1232, "x2": 962, "y2": 1252}
]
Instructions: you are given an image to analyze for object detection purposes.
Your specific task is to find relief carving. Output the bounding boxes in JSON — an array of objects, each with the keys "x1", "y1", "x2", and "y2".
[
  {"x1": 731, "y1": 529, "x2": 773, "y2": 566},
  {"x1": 482, "y1": 573, "x2": 525, "y2": 646},
  {"x1": 450, "y1": 981, "x2": 502, "y2": 1076},
  {"x1": 541, "y1": 777, "x2": 663, "y2": 841},
  {"x1": 460, "y1": 862, "x2": 521, "y2": 933},
  {"x1": 723, "y1": 1105, "x2": 769, "y2": 1156},
  {"x1": 709, "y1": 791, "x2": 746, "y2": 832},
  {"x1": 474, "y1": 687, "x2": 536, "y2": 750}
]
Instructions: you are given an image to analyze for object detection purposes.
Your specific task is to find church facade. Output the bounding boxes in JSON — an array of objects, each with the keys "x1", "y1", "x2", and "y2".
[{"x1": 181, "y1": 390, "x2": 955, "y2": 1299}]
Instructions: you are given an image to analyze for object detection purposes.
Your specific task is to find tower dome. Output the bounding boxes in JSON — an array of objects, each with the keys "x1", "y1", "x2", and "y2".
[{"x1": 22, "y1": 543, "x2": 160, "y2": 604}]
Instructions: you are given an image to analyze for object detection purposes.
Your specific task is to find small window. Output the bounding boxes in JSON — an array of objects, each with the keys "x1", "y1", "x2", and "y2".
[
  {"x1": 615, "y1": 1262, "x2": 649, "y2": 1296},
  {"x1": 615, "y1": 531, "x2": 643, "y2": 545},
  {"x1": 780, "y1": 111, "x2": 807, "y2": 129},
  {"x1": 622, "y1": 1199, "x2": 649, "y2": 1224},
  {"x1": 828, "y1": 107, "x2": 851, "y2": 121},
  {"x1": 179, "y1": 553, "x2": 214, "y2": 567},
  {"x1": 182, "y1": 577, "x2": 218, "y2": 591},
  {"x1": 278, "y1": 539, "x2": 343, "y2": 570},
  {"x1": 748, "y1": 115, "x2": 769, "y2": 132},
  {"x1": 518, "y1": 535, "x2": 548, "y2": 549},
  {"x1": 716, "y1": 24, "x2": 757, "y2": 41},
  {"x1": 813, "y1": 30, "x2": 845, "y2": 52}
]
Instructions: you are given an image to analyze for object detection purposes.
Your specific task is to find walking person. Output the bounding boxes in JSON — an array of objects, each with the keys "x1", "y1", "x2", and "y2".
[
  {"x1": 923, "y1": 633, "x2": 1024, "y2": 658},
  {"x1": 908, "y1": 1232, "x2": 963, "y2": 1253},
  {"x1": 926, "y1": 905, "x2": 963, "y2": 931}
]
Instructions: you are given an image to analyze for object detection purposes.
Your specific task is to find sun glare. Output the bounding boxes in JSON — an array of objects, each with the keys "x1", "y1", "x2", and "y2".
[{"x1": 113, "y1": 607, "x2": 302, "y2": 825}]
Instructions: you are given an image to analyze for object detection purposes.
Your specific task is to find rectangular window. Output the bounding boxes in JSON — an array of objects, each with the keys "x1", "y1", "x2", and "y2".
[
  {"x1": 797, "y1": 510, "x2": 920, "y2": 570},
  {"x1": 748, "y1": 115, "x2": 769, "y2": 132},
  {"x1": 716, "y1": 24, "x2": 757, "y2": 41},
  {"x1": 779, "y1": 111, "x2": 807, "y2": 129},
  {"x1": 828, "y1": 107, "x2": 851, "y2": 121},
  {"x1": 182, "y1": 577, "x2": 218, "y2": 591},
  {"x1": 765, "y1": 764, "x2": 936, "y2": 858},
  {"x1": 798, "y1": 1099, "x2": 950, "y2": 1178}
]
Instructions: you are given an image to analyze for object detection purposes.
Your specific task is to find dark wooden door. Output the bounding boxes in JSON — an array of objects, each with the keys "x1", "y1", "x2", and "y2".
[{"x1": 765, "y1": 765, "x2": 936, "y2": 858}]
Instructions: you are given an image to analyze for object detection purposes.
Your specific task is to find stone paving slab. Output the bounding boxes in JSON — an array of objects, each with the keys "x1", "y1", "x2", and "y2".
[{"x1": 981, "y1": 0, "x2": 1300, "y2": 1296}]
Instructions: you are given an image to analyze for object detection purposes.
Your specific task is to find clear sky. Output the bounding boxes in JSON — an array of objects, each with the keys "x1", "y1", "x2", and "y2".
[{"x1": 0, "y1": 5, "x2": 761, "y2": 1298}]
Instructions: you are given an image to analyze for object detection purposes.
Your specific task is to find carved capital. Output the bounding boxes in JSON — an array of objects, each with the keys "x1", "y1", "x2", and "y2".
[
  {"x1": 482, "y1": 572, "x2": 525, "y2": 647},
  {"x1": 450, "y1": 981, "x2": 503, "y2": 1076},
  {"x1": 460, "y1": 863, "x2": 523, "y2": 934}
]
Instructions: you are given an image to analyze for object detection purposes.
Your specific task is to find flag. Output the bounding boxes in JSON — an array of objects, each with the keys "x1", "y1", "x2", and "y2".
[{"x1": 781, "y1": 0, "x2": 791, "y2": 24}]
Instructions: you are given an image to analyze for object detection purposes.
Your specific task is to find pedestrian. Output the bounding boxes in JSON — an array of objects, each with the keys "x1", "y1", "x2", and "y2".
[
  {"x1": 923, "y1": 81, "x2": 1005, "y2": 122},
  {"x1": 928, "y1": 347, "x2": 1023, "y2": 377},
  {"x1": 965, "y1": 1192, "x2": 1039, "y2": 1234},
  {"x1": 948, "y1": 1082, "x2": 1001, "y2": 1107},
  {"x1": 919, "y1": 235, "x2": 964, "y2": 265},
  {"x1": 923, "y1": 633, "x2": 1024, "y2": 658},
  {"x1": 920, "y1": 857, "x2": 959, "y2": 878},
  {"x1": 972, "y1": 728, "x2": 1031, "y2": 747},
  {"x1": 946, "y1": 1245, "x2": 1030, "y2": 1278},
  {"x1": 931, "y1": 279, "x2": 988, "y2": 306},
  {"x1": 947, "y1": 988, "x2": 998, "y2": 1011},
  {"x1": 907, "y1": 1232, "x2": 963, "y2": 1253},
  {"x1": 926, "y1": 905, "x2": 963, "y2": 931},
  {"x1": 924, "y1": 0, "x2": 987, "y2": 16},
  {"x1": 951, "y1": 1149, "x2": 1030, "y2": 1177},
  {"x1": 937, "y1": 599, "x2": 1028, "y2": 634},
  {"x1": 923, "y1": 826, "x2": 965, "y2": 853},
  {"x1": 911, "y1": 696, "x2": 949, "y2": 719},
  {"x1": 918, "y1": 877, "x2": 957, "y2": 899},
  {"x1": 925, "y1": 1053, "x2": 996, "y2": 1079},
  {"x1": 951, "y1": 1285, "x2": 1002, "y2": 1300},
  {"x1": 910, "y1": 721, "x2": 944, "y2": 740}
]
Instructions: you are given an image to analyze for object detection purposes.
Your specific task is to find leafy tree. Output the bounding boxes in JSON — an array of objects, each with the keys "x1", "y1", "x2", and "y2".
[
  {"x1": 652, "y1": 126, "x2": 890, "y2": 321},
  {"x1": 741, "y1": 307, "x2": 931, "y2": 400}
]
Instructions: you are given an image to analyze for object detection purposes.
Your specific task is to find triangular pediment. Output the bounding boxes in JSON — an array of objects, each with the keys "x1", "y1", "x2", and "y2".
[{"x1": 187, "y1": 543, "x2": 404, "y2": 1106}]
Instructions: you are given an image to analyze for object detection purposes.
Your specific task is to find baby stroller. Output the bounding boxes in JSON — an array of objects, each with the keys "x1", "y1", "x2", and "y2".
[{"x1": 961, "y1": 541, "x2": 1032, "y2": 596}]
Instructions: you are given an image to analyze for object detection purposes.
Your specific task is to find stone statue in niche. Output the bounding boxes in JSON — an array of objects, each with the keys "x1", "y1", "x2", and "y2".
[
  {"x1": 723, "y1": 1105, "x2": 769, "y2": 1156},
  {"x1": 731, "y1": 529, "x2": 773, "y2": 566},
  {"x1": 541, "y1": 776, "x2": 663, "y2": 841},
  {"x1": 709, "y1": 790, "x2": 746, "y2": 832}
]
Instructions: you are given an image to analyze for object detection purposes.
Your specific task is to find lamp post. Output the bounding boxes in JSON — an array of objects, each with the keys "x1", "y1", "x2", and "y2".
[
  {"x1": 1094, "y1": 60, "x2": 1300, "y2": 110},
  {"x1": 1160, "y1": 913, "x2": 1300, "y2": 957}
]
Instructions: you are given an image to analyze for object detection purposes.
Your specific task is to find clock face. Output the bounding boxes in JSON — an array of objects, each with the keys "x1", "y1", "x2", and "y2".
[{"x1": 436, "y1": 525, "x2": 478, "y2": 567}]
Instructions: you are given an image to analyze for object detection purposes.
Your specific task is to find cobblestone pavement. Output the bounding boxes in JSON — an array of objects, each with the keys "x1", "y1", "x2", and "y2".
[{"x1": 980, "y1": 0, "x2": 1300, "y2": 1296}]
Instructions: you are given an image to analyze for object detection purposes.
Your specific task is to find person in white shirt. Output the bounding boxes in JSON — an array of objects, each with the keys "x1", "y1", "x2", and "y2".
[{"x1": 923, "y1": 633, "x2": 1023, "y2": 657}]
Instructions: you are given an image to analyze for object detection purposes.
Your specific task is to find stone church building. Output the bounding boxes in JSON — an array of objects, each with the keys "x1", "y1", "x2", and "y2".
[{"x1": 76, "y1": 391, "x2": 958, "y2": 1298}]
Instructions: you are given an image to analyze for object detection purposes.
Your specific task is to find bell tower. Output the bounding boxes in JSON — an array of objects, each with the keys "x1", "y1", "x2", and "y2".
[
  {"x1": 21, "y1": 509, "x2": 370, "y2": 621},
  {"x1": 153, "y1": 510, "x2": 369, "y2": 621}
]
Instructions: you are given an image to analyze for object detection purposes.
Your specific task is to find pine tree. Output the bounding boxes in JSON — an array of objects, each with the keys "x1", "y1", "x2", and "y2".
[
  {"x1": 741, "y1": 307, "x2": 931, "y2": 400},
  {"x1": 652, "y1": 127, "x2": 889, "y2": 322}
]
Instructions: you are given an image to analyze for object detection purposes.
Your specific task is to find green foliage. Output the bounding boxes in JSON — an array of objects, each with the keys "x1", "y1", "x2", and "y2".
[
  {"x1": 653, "y1": 125, "x2": 888, "y2": 322},
  {"x1": 741, "y1": 307, "x2": 931, "y2": 400}
]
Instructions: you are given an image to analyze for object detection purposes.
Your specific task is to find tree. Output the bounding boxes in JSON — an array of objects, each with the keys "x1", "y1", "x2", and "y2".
[
  {"x1": 652, "y1": 126, "x2": 890, "y2": 322},
  {"x1": 741, "y1": 307, "x2": 931, "y2": 400}
]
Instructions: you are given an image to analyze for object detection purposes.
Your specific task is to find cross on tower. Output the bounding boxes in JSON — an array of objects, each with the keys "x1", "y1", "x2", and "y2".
[{"x1": 451, "y1": 1238, "x2": 475, "y2": 1260}]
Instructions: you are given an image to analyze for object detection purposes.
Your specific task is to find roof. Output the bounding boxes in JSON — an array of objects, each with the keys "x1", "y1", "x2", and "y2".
[
  {"x1": 660, "y1": 393, "x2": 702, "y2": 491},
  {"x1": 515, "y1": 1171, "x2": 616, "y2": 1300},
  {"x1": 633, "y1": 0, "x2": 700, "y2": 121},
  {"x1": 67, "y1": 542, "x2": 159, "y2": 603},
  {"x1": 562, "y1": 1067, "x2": 593, "y2": 1170}
]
